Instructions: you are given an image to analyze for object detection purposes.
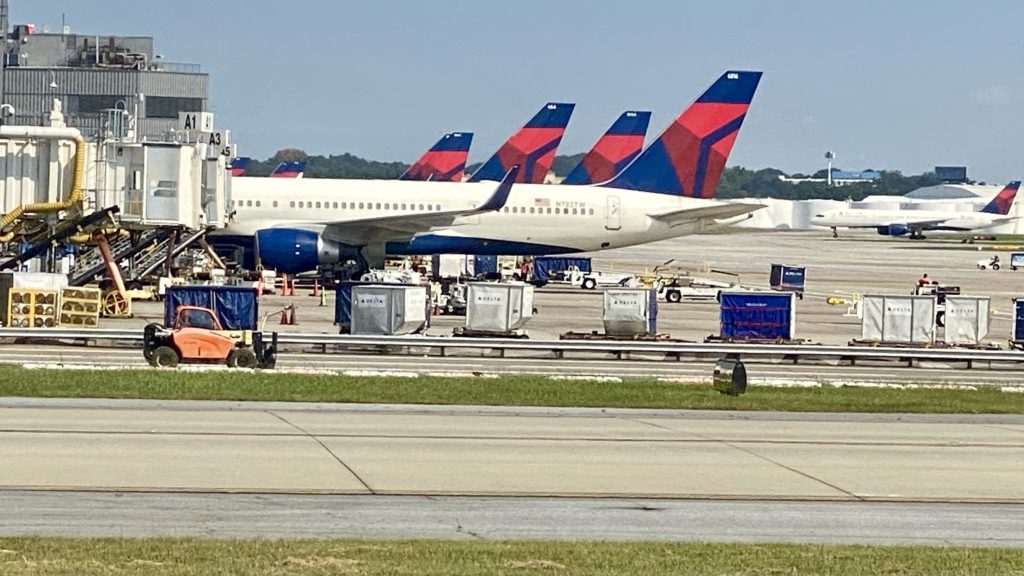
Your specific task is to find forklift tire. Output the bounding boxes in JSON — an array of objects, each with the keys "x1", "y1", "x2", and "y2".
[
  {"x1": 260, "y1": 347, "x2": 277, "y2": 370},
  {"x1": 581, "y1": 278, "x2": 597, "y2": 290},
  {"x1": 143, "y1": 323, "x2": 161, "y2": 361},
  {"x1": 150, "y1": 346, "x2": 179, "y2": 368},
  {"x1": 227, "y1": 347, "x2": 258, "y2": 369}
]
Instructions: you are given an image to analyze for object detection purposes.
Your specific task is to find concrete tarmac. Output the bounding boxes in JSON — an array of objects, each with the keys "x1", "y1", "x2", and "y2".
[{"x1": 2, "y1": 399, "x2": 1023, "y2": 501}]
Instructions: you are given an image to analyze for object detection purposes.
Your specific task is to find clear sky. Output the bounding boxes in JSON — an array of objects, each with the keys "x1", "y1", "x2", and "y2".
[{"x1": 14, "y1": 1, "x2": 1024, "y2": 183}]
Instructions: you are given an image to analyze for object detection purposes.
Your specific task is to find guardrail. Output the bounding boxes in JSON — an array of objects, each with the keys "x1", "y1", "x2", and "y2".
[{"x1": 0, "y1": 328, "x2": 1022, "y2": 369}]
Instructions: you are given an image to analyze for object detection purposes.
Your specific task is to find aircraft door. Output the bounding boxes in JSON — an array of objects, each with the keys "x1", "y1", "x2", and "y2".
[{"x1": 605, "y1": 195, "x2": 621, "y2": 230}]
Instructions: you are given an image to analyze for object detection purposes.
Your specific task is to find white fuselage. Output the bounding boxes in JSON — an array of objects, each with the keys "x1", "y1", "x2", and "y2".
[
  {"x1": 218, "y1": 177, "x2": 734, "y2": 253},
  {"x1": 811, "y1": 208, "x2": 1008, "y2": 232}
]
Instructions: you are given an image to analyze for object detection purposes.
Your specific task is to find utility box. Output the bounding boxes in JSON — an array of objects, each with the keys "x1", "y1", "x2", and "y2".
[
  {"x1": 603, "y1": 288, "x2": 657, "y2": 336},
  {"x1": 860, "y1": 294, "x2": 936, "y2": 344},
  {"x1": 0, "y1": 272, "x2": 68, "y2": 326},
  {"x1": 719, "y1": 291, "x2": 795, "y2": 341},
  {"x1": 465, "y1": 282, "x2": 534, "y2": 332},
  {"x1": 350, "y1": 284, "x2": 427, "y2": 335},
  {"x1": 163, "y1": 285, "x2": 259, "y2": 330},
  {"x1": 943, "y1": 296, "x2": 990, "y2": 346},
  {"x1": 769, "y1": 264, "x2": 805, "y2": 299}
]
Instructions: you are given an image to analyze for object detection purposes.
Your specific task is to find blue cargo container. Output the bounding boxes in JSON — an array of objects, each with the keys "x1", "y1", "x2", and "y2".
[
  {"x1": 164, "y1": 286, "x2": 259, "y2": 330},
  {"x1": 769, "y1": 264, "x2": 806, "y2": 298},
  {"x1": 719, "y1": 291, "x2": 795, "y2": 340},
  {"x1": 335, "y1": 282, "x2": 431, "y2": 333},
  {"x1": 1011, "y1": 253, "x2": 1024, "y2": 271},
  {"x1": 532, "y1": 257, "x2": 592, "y2": 282},
  {"x1": 1014, "y1": 299, "x2": 1024, "y2": 345},
  {"x1": 474, "y1": 255, "x2": 498, "y2": 275}
]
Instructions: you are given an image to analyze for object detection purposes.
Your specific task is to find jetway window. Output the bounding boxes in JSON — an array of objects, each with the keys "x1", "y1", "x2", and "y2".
[
  {"x1": 70, "y1": 95, "x2": 122, "y2": 114},
  {"x1": 146, "y1": 96, "x2": 205, "y2": 119}
]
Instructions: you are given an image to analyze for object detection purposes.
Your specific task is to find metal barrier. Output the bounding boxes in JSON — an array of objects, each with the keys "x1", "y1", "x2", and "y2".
[{"x1": 1, "y1": 328, "x2": 1023, "y2": 369}]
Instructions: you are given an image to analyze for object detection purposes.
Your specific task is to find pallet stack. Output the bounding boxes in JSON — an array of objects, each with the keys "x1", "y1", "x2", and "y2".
[
  {"x1": 7, "y1": 289, "x2": 58, "y2": 327},
  {"x1": 59, "y1": 287, "x2": 101, "y2": 327}
]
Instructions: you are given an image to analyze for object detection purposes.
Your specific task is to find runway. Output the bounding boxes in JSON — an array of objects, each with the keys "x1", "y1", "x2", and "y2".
[
  {"x1": 3, "y1": 399, "x2": 1023, "y2": 543},
  {"x1": 4, "y1": 345, "x2": 1024, "y2": 387}
]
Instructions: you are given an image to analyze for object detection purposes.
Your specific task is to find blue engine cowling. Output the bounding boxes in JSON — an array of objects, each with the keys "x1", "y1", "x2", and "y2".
[
  {"x1": 255, "y1": 228, "x2": 342, "y2": 274},
  {"x1": 877, "y1": 224, "x2": 909, "y2": 236}
]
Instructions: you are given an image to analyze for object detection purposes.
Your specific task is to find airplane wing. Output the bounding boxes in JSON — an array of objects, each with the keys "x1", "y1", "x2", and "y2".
[
  {"x1": 648, "y1": 203, "x2": 764, "y2": 228},
  {"x1": 268, "y1": 165, "x2": 518, "y2": 245}
]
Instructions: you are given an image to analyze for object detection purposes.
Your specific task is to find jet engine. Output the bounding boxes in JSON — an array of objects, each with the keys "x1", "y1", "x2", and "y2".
[
  {"x1": 255, "y1": 228, "x2": 342, "y2": 274},
  {"x1": 877, "y1": 224, "x2": 909, "y2": 236}
]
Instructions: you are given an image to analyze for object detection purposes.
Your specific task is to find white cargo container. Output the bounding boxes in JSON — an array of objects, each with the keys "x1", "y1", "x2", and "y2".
[
  {"x1": 603, "y1": 288, "x2": 658, "y2": 336},
  {"x1": 943, "y1": 296, "x2": 991, "y2": 346},
  {"x1": 350, "y1": 284, "x2": 427, "y2": 335},
  {"x1": 466, "y1": 282, "x2": 534, "y2": 332},
  {"x1": 431, "y1": 254, "x2": 475, "y2": 279},
  {"x1": 860, "y1": 294, "x2": 936, "y2": 344}
]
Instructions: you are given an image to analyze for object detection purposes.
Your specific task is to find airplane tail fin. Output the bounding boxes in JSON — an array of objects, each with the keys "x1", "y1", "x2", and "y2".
[
  {"x1": 469, "y1": 102, "x2": 575, "y2": 184},
  {"x1": 980, "y1": 180, "x2": 1021, "y2": 215},
  {"x1": 601, "y1": 71, "x2": 762, "y2": 198},
  {"x1": 562, "y1": 110, "x2": 651, "y2": 185},
  {"x1": 270, "y1": 160, "x2": 306, "y2": 179},
  {"x1": 399, "y1": 132, "x2": 474, "y2": 182},
  {"x1": 229, "y1": 156, "x2": 251, "y2": 177}
]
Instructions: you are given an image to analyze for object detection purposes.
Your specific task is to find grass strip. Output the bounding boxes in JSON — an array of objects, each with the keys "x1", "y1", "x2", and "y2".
[
  {"x1": 1, "y1": 538, "x2": 1023, "y2": 576},
  {"x1": 0, "y1": 365, "x2": 1021, "y2": 413}
]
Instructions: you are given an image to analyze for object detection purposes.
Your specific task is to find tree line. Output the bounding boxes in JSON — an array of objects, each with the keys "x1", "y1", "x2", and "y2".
[{"x1": 245, "y1": 148, "x2": 948, "y2": 200}]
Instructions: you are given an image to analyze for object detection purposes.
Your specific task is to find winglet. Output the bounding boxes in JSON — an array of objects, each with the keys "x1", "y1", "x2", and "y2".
[{"x1": 472, "y1": 165, "x2": 519, "y2": 214}]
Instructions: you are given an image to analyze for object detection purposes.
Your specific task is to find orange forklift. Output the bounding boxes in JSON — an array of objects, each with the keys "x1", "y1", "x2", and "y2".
[{"x1": 143, "y1": 305, "x2": 277, "y2": 368}]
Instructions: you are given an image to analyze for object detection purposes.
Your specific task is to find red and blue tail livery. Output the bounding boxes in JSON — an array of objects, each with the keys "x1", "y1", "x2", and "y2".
[
  {"x1": 562, "y1": 110, "x2": 651, "y2": 185},
  {"x1": 981, "y1": 181, "x2": 1020, "y2": 215},
  {"x1": 399, "y1": 132, "x2": 474, "y2": 182},
  {"x1": 602, "y1": 71, "x2": 762, "y2": 198},
  {"x1": 269, "y1": 161, "x2": 306, "y2": 179},
  {"x1": 229, "y1": 157, "x2": 251, "y2": 177},
  {"x1": 469, "y1": 102, "x2": 575, "y2": 184}
]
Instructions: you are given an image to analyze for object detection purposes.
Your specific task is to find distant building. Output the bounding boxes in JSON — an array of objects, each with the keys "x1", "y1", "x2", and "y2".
[
  {"x1": 778, "y1": 169, "x2": 881, "y2": 187},
  {"x1": 1, "y1": 22, "x2": 208, "y2": 139},
  {"x1": 934, "y1": 166, "x2": 968, "y2": 184}
]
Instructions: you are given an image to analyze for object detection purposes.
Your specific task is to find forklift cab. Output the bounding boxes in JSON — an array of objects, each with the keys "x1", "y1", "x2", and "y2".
[{"x1": 175, "y1": 306, "x2": 222, "y2": 331}]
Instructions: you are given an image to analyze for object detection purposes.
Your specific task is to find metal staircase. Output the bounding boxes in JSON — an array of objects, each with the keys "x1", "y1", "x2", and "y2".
[
  {"x1": 133, "y1": 226, "x2": 211, "y2": 279},
  {"x1": 67, "y1": 227, "x2": 174, "y2": 286}
]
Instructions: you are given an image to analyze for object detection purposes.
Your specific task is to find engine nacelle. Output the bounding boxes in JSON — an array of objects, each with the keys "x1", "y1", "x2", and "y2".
[
  {"x1": 877, "y1": 224, "x2": 909, "y2": 236},
  {"x1": 255, "y1": 228, "x2": 342, "y2": 274}
]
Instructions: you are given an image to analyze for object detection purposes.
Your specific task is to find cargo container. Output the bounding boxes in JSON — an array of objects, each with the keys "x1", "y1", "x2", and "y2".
[
  {"x1": 603, "y1": 288, "x2": 657, "y2": 336},
  {"x1": 431, "y1": 255, "x2": 475, "y2": 279},
  {"x1": 769, "y1": 264, "x2": 805, "y2": 299},
  {"x1": 466, "y1": 282, "x2": 534, "y2": 333},
  {"x1": 163, "y1": 285, "x2": 259, "y2": 330},
  {"x1": 335, "y1": 281, "x2": 431, "y2": 333},
  {"x1": 350, "y1": 284, "x2": 428, "y2": 335},
  {"x1": 942, "y1": 296, "x2": 990, "y2": 346},
  {"x1": 719, "y1": 292, "x2": 795, "y2": 340},
  {"x1": 860, "y1": 294, "x2": 935, "y2": 344},
  {"x1": 1014, "y1": 299, "x2": 1024, "y2": 348},
  {"x1": 532, "y1": 257, "x2": 592, "y2": 283},
  {"x1": 474, "y1": 255, "x2": 499, "y2": 276}
]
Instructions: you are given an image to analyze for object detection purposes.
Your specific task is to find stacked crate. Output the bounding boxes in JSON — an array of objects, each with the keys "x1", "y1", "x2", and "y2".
[
  {"x1": 8, "y1": 289, "x2": 59, "y2": 327},
  {"x1": 59, "y1": 287, "x2": 101, "y2": 327}
]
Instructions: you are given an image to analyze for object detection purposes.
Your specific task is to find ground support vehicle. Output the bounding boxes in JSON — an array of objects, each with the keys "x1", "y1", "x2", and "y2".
[{"x1": 143, "y1": 305, "x2": 277, "y2": 368}]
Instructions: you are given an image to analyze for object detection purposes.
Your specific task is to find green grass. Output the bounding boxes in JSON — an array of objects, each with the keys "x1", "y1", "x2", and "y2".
[
  {"x1": 0, "y1": 538, "x2": 1022, "y2": 576},
  {"x1": 0, "y1": 365, "x2": 1021, "y2": 413}
]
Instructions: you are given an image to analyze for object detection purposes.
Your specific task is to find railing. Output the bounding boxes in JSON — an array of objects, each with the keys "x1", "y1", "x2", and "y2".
[{"x1": 0, "y1": 328, "x2": 1022, "y2": 368}]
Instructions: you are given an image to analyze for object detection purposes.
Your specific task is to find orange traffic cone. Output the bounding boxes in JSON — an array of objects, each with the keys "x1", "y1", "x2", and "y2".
[
  {"x1": 288, "y1": 305, "x2": 297, "y2": 325},
  {"x1": 310, "y1": 280, "x2": 320, "y2": 297},
  {"x1": 279, "y1": 307, "x2": 290, "y2": 325}
]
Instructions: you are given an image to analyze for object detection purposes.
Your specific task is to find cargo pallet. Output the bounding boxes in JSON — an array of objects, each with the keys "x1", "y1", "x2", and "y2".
[
  {"x1": 453, "y1": 327, "x2": 529, "y2": 339},
  {"x1": 851, "y1": 339, "x2": 1001, "y2": 350},
  {"x1": 560, "y1": 331, "x2": 676, "y2": 342},
  {"x1": 705, "y1": 335, "x2": 815, "y2": 345}
]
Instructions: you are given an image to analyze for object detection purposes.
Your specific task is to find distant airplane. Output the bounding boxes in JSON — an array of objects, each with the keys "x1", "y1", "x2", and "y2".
[
  {"x1": 228, "y1": 157, "x2": 251, "y2": 177},
  {"x1": 269, "y1": 161, "x2": 306, "y2": 178},
  {"x1": 211, "y1": 70, "x2": 764, "y2": 275},
  {"x1": 811, "y1": 181, "x2": 1021, "y2": 239},
  {"x1": 468, "y1": 102, "x2": 575, "y2": 184},
  {"x1": 562, "y1": 110, "x2": 651, "y2": 185},
  {"x1": 399, "y1": 132, "x2": 473, "y2": 182}
]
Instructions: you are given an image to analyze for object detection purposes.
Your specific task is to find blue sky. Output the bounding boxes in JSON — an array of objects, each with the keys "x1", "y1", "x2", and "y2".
[{"x1": 15, "y1": 1, "x2": 1024, "y2": 183}]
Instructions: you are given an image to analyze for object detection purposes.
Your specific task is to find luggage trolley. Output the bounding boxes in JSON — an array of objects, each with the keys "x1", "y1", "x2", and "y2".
[{"x1": 769, "y1": 264, "x2": 806, "y2": 300}]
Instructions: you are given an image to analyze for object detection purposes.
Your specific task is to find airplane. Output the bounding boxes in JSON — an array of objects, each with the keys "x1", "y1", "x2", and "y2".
[
  {"x1": 468, "y1": 102, "x2": 575, "y2": 184},
  {"x1": 399, "y1": 132, "x2": 474, "y2": 182},
  {"x1": 269, "y1": 161, "x2": 306, "y2": 178},
  {"x1": 211, "y1": 70, "x2": 764, "y2": 275},
  {"x1": 561, "y1": 110, "x2": 651, "y2": 185},
  {"x1": 811, "y1": 180, "x2": 1021, "y2": 239},
  {"x1": 228, "y1": 157, "x2": 251, "y2": 177}
]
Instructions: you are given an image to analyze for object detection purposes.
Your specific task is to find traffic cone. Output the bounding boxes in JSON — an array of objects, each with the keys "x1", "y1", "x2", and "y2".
[
  {"x1": 279, "y1": 307, "x2": 290, "y2": 325},
  {"x1": 288, "y1": 305, "x2": 297, "y2": 325},
  {"x1": 319, "y1": 289, "x2": 326, "y2": 307},
  {"x1": 310, "y1": 280, "x2": 320, "y2": 297}
]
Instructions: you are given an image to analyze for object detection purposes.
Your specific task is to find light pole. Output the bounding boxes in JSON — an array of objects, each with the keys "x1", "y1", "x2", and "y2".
[{"x1": 825, "y1": 150, "x2": 836, "y2": 186}]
